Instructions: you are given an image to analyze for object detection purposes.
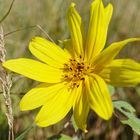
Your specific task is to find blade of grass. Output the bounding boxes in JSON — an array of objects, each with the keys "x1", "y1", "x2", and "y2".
[
  {"x1": 0, "y1": 0, "x2": 16, "y2": 23},
  {"x1": 15, "y1": 124, "x2": 35, "y2": 140}
]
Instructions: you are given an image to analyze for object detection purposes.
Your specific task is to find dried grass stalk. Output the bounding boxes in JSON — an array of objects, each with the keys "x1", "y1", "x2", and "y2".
[{"x1": 0, "y1": 27, "x2": 14, "y2": 140}]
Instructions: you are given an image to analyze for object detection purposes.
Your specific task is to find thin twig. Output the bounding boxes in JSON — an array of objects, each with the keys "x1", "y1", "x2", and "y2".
[
  {"x1": 36, "y1": 24, "x2": 55, "y2": 43},
  {"x1": 0, "y1": 0, "x2": 16, "y2": 23},
  {"x1": 4, "y1": 24, "x2": 55, "y2": 43},
  {"x1": 0, "y1": 27, "x2": 14, "y2": 140},
  {"x1": 4, "y1": 25, "x2": 36, "y2": 37}
]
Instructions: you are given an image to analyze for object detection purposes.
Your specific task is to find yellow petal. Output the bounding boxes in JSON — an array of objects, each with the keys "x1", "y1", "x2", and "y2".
[
  {"x1": 3, "y1": 58, "x2": 63, "y2": 83},
  {"x1": 35, "y1": 85, "x2": 75, "y2": 127},
  {"x1": 99, "y1": 59, "x2": 140, "y2": 87},
  {"x1": 93, "y1": 38, "x2": 140, "y2": 72},
  {"x1": 29, "y1": 37, "x2": 71, "y2": 68},
  {"x1": 20, "y1": 82, "x2": 67, "y2": 110},
  {"x1": 67, "y1": 3, "x2": 84, "y2": 56},
  {"x1": 85, "y1": 0, "x2": 113, "y2": 62},
  {"x1": 85, "y1": 74, "x2": 113, "y2": 120},
  {"x1": 105, "y1": 3, "x2": 113, "y2": 27},
  {"x1": 73, "y1": 82, "x2": 89, "y2": 132}
]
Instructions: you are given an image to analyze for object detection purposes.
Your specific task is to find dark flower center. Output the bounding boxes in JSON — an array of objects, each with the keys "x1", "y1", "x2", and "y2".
[{"x1": 63, "y1": 56, "x2": 91, "y2": 88}]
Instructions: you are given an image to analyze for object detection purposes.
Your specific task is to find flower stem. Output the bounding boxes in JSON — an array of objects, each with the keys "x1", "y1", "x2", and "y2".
[{"x1": 0, "y1": 27, "x2": 14, "y2": 140}]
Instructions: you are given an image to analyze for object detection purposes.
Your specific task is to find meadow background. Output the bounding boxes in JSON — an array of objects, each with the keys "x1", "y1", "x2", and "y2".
[{"x1": 0, "y1": 0, "x2": 140, "y2": 139}]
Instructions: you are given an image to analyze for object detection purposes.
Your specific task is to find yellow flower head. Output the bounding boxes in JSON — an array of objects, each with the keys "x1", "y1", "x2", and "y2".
[{"x1": 3, "y1": 0, "x2": 140, "y2": 132}]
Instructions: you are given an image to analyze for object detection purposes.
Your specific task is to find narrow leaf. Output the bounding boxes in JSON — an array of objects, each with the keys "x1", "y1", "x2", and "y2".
[
  {"x1": 108, "y1": 85, "x2": 115, "y2": 95},
  {"x1": 113, "y1": 100, "x2": 140, "y2": 135},
  {"x1": 58, "y1": 134, "x2": 72, "y2": 140},
  {"x1": 15, "y1": 124, "x2": 34, "y2": 140}
]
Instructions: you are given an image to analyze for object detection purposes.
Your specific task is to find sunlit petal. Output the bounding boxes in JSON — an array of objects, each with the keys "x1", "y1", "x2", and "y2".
[
  {"x1": 93, "y1": 38, "x2": 140, "y2": 72},
  {"x1": 85, "y1": 74, "x2": 113, "y2": 120},
  {"x1": 20, "y1": 82, "x2": 67, "y2": 110},
  {"x1": 99, "y1": 59, "x2": 140, "y2": 87},
  {"x1": 35, "y1": 86, "x2": 75, "y2": 127},
  {"x1": 3, "y1": 58, "x2": 63, "y2": 83},
  {"x1": 67, "y1": 3, "x2": 84, "y2": 56},
  {"x1": 85, "y1": 0, "x2": 113, "y2": 62},
  {"x1": 29, "y1": 37, "x2": 71, "y2": 68},
  {"x1": 73, "y1": 82, "x2": 89, "y2": 132}
]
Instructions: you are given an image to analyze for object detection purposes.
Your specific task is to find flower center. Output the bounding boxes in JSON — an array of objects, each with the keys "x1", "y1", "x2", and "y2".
[{"x1": 63, "y1": 56, "x2": 91, "y2": 88}]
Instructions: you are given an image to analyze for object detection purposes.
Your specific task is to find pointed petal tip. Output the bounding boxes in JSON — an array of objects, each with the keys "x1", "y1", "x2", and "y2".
[
  {"x1": 2, "y1": 61, "x2": 7, "y2": 68},
  {"x1": 35, "y1": 112, "x2": 45, "y2": 127},
  {"x1": 35, "y1": 119, "x2": 45, "y2": 127},
  {"x1": 68, "y1": 2, "x2": 76, "y2": 14},
  {"x1": 82, "y1": 128, "x2": 88, "y2": 133},
  {"x1": 97, "y1": 110, "x2": 113, "y2": 121},
  {"x1": 108, "y1": 3, "x2": 113, "y2": 8},
  {"x1": 103, "y1": 112, "x2": 113, "y2": 120},
  {"x1": 35, "y1": 119, "x2": 53, "y2": 128},
  {"x1": 84, "y1": 129, "x2": 88, "y2": 133},
  {"x1": 35, "y1": 113, "x2": 52, "y2": 128},
  {"x1": 30, "y1": 36, "x2": 50, "y2": 44},
  {"x1": 70, "y1": 2, "x2": 76, "y2": 7},
  {"x1": 80, "y1": 124, "x2": 88, "y2": 133},
  {"x1": 2, "y1": 60, "x2": 11, "y2": 68},
  {"x1": 31, "y1": 37, "x2": 36, "y2": 42},
  {"x1": 106, "y1": 3, "x2": 113, "y2": 12},
  {"x1": 30, "y1": 36, "x2": 39, "y2": 43},
  {"x1": 102, "y1": 106, "x2": 113, "y2": 120}
]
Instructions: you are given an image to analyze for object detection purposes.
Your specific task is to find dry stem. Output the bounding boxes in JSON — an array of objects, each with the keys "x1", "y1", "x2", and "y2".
[{"x1": 0, "y1": 27, "x2": 14, "y2": 140}]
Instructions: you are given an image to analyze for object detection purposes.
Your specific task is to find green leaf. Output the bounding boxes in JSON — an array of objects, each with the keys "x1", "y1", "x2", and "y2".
[
  {"x1": 135, "y1": 86, "x2": 140, "y2": 96},
  {"x1": 48, "y1": 134, "x2": 72, "y2": 140},
  {"x1": 15, "y1": 124, "x2": 34, "y2": 140},
  {"x1": 108, "y1": 85, "x2": 115, "y2": 95},
  {"x1": 113, "y1": 100, "x2": 140, "y2": 135},
  {"x1": 58, "y1": 134, "x2": 72, "y2": 140}
]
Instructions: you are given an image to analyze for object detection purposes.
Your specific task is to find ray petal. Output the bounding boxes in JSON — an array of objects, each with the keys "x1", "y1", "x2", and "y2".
[
  {"x1": 35, "y1": 86, "x2": 75, "y2": 127},
  {"x1": 93, "y1": 38, "x2": 140, "y2": 72},
  {"x1": 85, "y1": 0, "x2": 113, "y2": 62},
  {"x1": 20, "y1": 82, "x2": 67, "y2": 110},
  {"x1": 99, "y1": 59, "x2": 140, "y2": 87},
  {"x1": 3, "y1": 58, "x2": 63, "y2": 83},
  {"x1": 73, "y1": 82, "x2": 89, "y2": 132},
  {"x1": 29, "y1": 37, "x2": 71, "y2": 68},
  {"x1": 67, "y1": 3, "x2": 84, "y2": 56},
  {"x1": 85, "y1": 74, "x2": 113, "y2": 120}
]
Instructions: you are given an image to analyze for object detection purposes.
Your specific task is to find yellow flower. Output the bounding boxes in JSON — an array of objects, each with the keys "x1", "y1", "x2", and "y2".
[{"x1": 3, "y1": 0, "x2": 140, "y2": 132}]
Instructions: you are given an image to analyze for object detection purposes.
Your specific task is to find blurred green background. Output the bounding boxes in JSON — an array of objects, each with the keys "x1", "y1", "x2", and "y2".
[{"x1": 0, "y1": 0, "x2": 140, "y2": 139}]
